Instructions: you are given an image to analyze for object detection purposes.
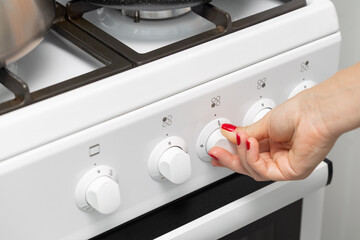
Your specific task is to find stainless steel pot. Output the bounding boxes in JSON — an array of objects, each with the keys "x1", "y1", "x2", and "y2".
[
  {"x1": 0, "y1": 0, "x2": 56, "y2": 68},
  {"x1": 82, "y1": 0, "x2": 211, "y2": 11}
]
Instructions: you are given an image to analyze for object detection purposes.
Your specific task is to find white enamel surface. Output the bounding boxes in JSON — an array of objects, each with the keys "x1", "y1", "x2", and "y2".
[
  {"x1": 155, "y1": 162, "x2": 328, "y2": 240},
  {"x1": 0, "y1": 0, "x2": 340, "y2": 162},
  {"x1": 5, "y1": 31, "x2": 103, "y2": 95},
  {"x1": 0, "y1": 85, "x2": 14, "y2": 102},
  {"x1": 0, "y1": 34, "x2": 340, "y2": 239},
  {"x1": 212, "y1": 0, "x2": 283, "y2": 21}
]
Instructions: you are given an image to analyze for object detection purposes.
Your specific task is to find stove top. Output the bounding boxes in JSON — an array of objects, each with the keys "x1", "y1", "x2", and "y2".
[{"x1": 0, "y1": 0, "x2": 306, "y2": 116}]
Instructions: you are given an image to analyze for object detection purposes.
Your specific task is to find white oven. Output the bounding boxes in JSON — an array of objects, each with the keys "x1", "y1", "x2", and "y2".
[
  {"x1": 94, "y1": 161, "x2": 331, "y2": 240},
  {"x1": 0, "y1": 0, "x2": 340, "y2": 239}
]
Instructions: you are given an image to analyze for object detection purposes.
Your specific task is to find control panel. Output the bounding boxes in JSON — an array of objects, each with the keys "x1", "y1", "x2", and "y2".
[{"x1": 0, "y1": 34, "x2": 340, "y2": 239}]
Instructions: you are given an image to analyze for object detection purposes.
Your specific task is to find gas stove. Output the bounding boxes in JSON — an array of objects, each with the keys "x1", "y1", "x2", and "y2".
[
  {"x1": 0, "y1": 0, "x2": 340, "y2": 239},
  {"x1": 0, "y1": 0, "x2": 339, "y2": 159}
]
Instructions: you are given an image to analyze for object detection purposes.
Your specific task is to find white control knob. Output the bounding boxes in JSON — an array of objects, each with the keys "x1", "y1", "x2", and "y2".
[
  {"x1": 148, "y1": 137, "x2": 191, "y2": 184},
  {"x1": 253, "y1": 107, "x2": 271, "y2": 123},
  {"x1": 75, "y1": 166, "x2": 121, "y2": 214},
  {"x1": 86, "y1": 176, "x2": 121, "y2": 215},
  {"x1": 158, "y1": 147, "x2": 191, "y2": 184},
  {"x1": 206, "y1": 129, "x2": 237, "y2": 155},
  {"x1": 289, "y1": 80, "x2": 316, "y2": 98},
  {"x1": 243, "y1": 99, "x2": 276, "y2": 126},
  {"x1": 196, "y1": 118, "x2": 236, "y2": 162}
]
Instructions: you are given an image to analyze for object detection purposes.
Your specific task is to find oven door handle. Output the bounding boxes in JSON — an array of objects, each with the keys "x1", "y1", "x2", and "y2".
[{"x1": 156, "y1": 161, "x2": 329, "y2": 240}]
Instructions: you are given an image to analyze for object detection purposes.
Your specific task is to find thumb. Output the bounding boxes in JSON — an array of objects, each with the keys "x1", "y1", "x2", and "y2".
[{"x1": 242, "y1": 114, "x2": 270, "y2": 141}]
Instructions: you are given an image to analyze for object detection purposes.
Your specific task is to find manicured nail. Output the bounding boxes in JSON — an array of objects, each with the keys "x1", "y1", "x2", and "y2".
[
  {"x1": 236, "y1": 132, "x2": 241, "y2": 146},
  {"x1": 209, "y1": 154, "x2": 218, "y2": 161},
  {"x1": 246, "y1": 140, "x2": 250, "y2": 150},
  {"x1": 221, "y1": 123, "x2": 237, "y2": 132}
]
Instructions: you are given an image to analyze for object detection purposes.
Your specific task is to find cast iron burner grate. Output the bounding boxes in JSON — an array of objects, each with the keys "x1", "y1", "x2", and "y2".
[{"x1": 0, "y1": 0, "x2": 306, "y2": 116}]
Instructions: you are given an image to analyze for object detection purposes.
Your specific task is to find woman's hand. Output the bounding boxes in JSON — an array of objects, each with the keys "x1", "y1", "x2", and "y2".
[
  {"x1": 208, "y1": 96, "x2": 336, "y2": 181},
  {"x1": 208, "y1": 63, "x2": 360, "y2": 181}
]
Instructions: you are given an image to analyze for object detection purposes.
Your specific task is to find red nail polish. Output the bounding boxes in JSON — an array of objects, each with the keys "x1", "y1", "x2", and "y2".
[
  {"x1": 246, "y1": 140, "x2": 250, "y2": 150},
  {"x1": 209, "y1": 154, "x2": 218, "y2": 161},
  {"x1": 221, "y1": 123, "x2": 237, "y2": 132},
  {"x1": 236, "y1": 132, "x2": 241, "y2": 146}
]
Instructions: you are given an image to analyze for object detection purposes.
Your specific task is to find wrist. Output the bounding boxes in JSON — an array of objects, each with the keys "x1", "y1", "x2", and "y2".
[{"x1": 309, "y1": 63, "x2": 360, "y2": 137}]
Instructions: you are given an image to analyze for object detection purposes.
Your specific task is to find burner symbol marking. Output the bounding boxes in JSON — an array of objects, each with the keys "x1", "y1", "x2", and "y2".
[
  {"x1": 300, "y1": 61, "x2": 310, "y2": 72},
  {"x1": 162, "y1": 115, "x2": 173, "y2": 127},
  {"x1": 257, "y1": 78, "x2": 267, "y2": 90},
  {"x1": 211, "y1": 96, "x2": 221, "y2": 108}
]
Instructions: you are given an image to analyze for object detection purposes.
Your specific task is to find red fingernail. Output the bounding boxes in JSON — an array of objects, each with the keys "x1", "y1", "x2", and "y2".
[
  {"x1": 221, "y1": 123, "x2": 236, "y2": 132},
  {"x1": 236, "y1": 132, "x2": 241, "y2": 146},
  {"x1": 246, "y1": 140, "x2": 250, "y2": 150},
  {"x1": 209, "y1": 154, "x2": 218, "y2": 161}
]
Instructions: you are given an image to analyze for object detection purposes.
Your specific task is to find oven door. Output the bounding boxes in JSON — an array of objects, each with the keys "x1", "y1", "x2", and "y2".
[{"x1": 93, "y1": 160, "x2": 332, "y2": 240}]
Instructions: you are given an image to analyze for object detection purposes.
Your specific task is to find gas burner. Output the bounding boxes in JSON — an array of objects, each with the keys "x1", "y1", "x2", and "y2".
[
  {"x1": 81, "y1": 0, "x2": 211, "y2": 11},
  {"x1": 84, "y1": 7, "x2": 214, "y2": 53},
  {"x1": 122, "y1": 8, "x2": 192, "y2": 21}
]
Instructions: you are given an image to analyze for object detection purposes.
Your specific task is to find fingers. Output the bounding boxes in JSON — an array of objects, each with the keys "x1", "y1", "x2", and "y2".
[
  {"x1": 209, "y1": 131, "x2": 266, "y2": 181},
  {"x1": 209, "y1": 146, "x2": 252, "y2": 176},
  {"x1": 210, "y1": 130, "x2": 291, "y2": 181},
  {"x1": 211, "y1": 159, "x2": 224, "y2": 167},
  {"x1": 234, "y1": 132, "x2": 263, "y2": 181},
  {"x1": 245, "y1": 138, "x2": 286, "y2": 181},
  {"x1": 220, "y1": 123, "x2": 238, "y2": 144}
]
